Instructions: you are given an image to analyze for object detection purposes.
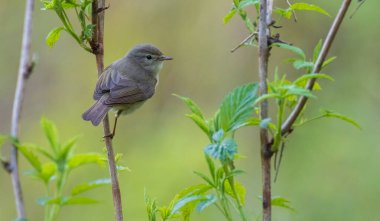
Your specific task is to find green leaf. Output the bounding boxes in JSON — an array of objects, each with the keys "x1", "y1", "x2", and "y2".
[
  {"x1": 320, "y1": 109, "x2": 361, "y2": 129},
  {"x1": 40, "y1": 117, "x2": 60, "y2": 153},
  {"x1": 322, "y1": 56, "x2": 337, "y2": 68},
  {"x1": 293, "y1": 73, "x2": 334, "y2": 85},
  {"x1": 67, "y1": 153, "x2": 105, "y2": 169},
  {"x1": 16, "y1": 144, "x2": 42, "y2": 172},
  {"x1": 293, "y1": 60, "x2": 314, "y2": 70},
  {"x1": 194, "y1": 171, "x2": 215, "y2": 187},
  {"x1": 224, "y1": 181, "x2": 246, "y2": 205},
  {"x1": 144, "y1": 191, "x2": 158, "y2": 221},
  {"x1": 62, "y1": 196, "x2": 98, "y2": 205},
  {"x1": 272, "y1": 196, "x2": 295, "y2": 211},
  {"x1": 82, "y1": 24, "x2": 96, "y2": 40},
  {"x1": 170, "y1": 195, "x2": 204, "y2": 217},
  {"x1": 196, "y1": 194, "x2": 217, "y2": 212},
  {"x1": 290, "y1": 3, "x2": 330, "y2": 17},
  {"x1": 272, "y1": 43, "x2": 306, "y2": 60},
  {"x1": 45, "y1": 27, "x2": 65, "y2": 48},
  {"x1": 186, "y1": 113, "x2": 210, "y2": 136},
  {"x1": 58, "y1": 136, "x2": 79, "y2": 163},
  {"x1": 174, "y1": 94, "x2": 205, "y2": 119},
  {"x1": 218, "y1": 83, "x2": 259, "y2": 132},
  {"x1": 238, "y1": 0, "x2": 260, "y2": 9},
  {"x1": 313, "y1": 39, "x2": 323, "y2": 63},
  {"x1": 283, "y1": 85, "x2": 316, "y2": 98},
  {"x1": 224, "y1": 8, "x2": 237, "y2": 24},
  {"x1": 39, "y1": 162, "x2": 57, "y2": 183},
  {"x1": 71, "y1": 178, "x2": 111, "y2": 195}
]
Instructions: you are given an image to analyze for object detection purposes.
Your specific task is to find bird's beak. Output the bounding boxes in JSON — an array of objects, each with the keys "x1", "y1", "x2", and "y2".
[{"x1": 159, "y1": 55, "x2": 173, "y2": 61}]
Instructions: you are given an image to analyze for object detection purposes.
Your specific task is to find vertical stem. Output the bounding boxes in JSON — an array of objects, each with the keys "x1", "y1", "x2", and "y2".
[
  {"x1": 258, "y1": 0, "x2": 273, "y2": 220},
  {"x1": 91, "y1": 1, "x2": 124, "y2": 221},
  {"x1": 9, "y1": 0, "x2": 35, "y2": 219}
]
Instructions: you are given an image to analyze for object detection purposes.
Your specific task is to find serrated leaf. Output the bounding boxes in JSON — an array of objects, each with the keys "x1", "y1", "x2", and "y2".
[
  {"x1": 218, "y1": 83, "x2": 259, "y2": 132},
  {"x1": 320, "y1": 109, "x2": 361, "y2": 129},
  {"x1": 67, "y1": 153, "x2": 105, "y2": 169},
  {"x1": 290, "y1": 3, "x2": 330, "y2": 17},
  {"x1": 174, "y1": 94, "x2": 205, "y2": 119},
  {"x1": 45, "y1": 27, "x2": 65, "y2": 48},
  {"x1": 272, "y1": 196, "x2": 295, "y2": 211},
  {"x1": 71, "y1": 178, "x2": 111, "y2": 196},
  {"x1": 273, "y1": 43, "x2": 305, "y2": 60}
]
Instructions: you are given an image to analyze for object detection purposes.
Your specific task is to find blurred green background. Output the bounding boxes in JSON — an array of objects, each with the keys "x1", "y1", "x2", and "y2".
[{"x1": 1, "y1": 0, "x2": 379, "y2": 220}]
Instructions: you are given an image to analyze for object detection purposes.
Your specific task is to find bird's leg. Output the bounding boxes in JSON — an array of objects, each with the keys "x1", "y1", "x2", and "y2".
[{"x1": 103, "y1": 110, "x2": 122, "y2": 139}]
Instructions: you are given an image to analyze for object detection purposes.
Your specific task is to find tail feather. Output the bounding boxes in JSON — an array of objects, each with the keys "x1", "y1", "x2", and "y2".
[{"x1": 82, "y1": 96, "x2": 111, "y2": 126}]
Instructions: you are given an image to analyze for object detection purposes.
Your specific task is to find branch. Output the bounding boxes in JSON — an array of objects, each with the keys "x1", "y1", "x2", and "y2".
[
  {"x1": 91, "y1": 1, "x2": 124, "y2": 221},
  {"x1": 8, "y1": 0, "x2": 36, "y2": 219},
  {"x1": 281, "y1": 0, "x2": 353, "y2": 136},
  {"x1": 258, "y1": 0, "x2": 273, "y2": 220}
]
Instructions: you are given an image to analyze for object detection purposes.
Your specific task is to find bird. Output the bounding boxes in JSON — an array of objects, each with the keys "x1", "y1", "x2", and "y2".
[{"x1": 82, "y1": 44, "x2": 172, "y2": 138}]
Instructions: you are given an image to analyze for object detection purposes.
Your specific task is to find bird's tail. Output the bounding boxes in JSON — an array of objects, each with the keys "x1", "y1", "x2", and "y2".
[{"x1": 82, "y1": 96, "x2": 111, "y2": 126}]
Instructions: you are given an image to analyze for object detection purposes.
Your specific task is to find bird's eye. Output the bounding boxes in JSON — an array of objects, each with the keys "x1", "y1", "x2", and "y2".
[{"x1": 146, "y1": 55, "x2": 152, "y2": 60}]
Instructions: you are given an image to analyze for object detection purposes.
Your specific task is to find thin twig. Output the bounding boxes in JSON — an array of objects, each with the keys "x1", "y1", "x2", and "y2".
[
  {"x1": 286, "y1": 0, "x2": 298, "y2": 22},
  {"x1": 258, "y1": 0, "x2": 273, "y2": 220},
  {"x1": 281, "y1": 0, "x2": 353, "y2": 136},
  {"x1": 8, "y1": 0, "x2": 36, "y2": 219},
  {"x1": 91, "y1": 1, "x2": 124, "y2": 221},
  {"x1": 230, "y1": 32, "x2": 257, "y2": 53}
]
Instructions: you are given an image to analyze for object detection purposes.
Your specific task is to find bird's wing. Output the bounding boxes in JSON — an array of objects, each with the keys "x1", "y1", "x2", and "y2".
[
  {"x1": 93, "y1": 65, "x2": 114, "y2": 100},
  {"x1": 104, "y1": 78, "x2": 157, "y2": 105}
]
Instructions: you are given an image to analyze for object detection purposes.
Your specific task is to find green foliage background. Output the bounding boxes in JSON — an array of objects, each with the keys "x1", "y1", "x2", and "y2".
[{"x1": 0, "y1": 0, "x2": 379, "y2": 220}]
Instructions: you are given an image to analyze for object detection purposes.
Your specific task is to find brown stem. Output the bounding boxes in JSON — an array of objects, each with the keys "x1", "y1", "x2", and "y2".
[
  {"x1": 91, "y1": 1, "x2": 124, "y2": 221},
  {"x1": 6, "y1": 0, "x2": 36, "y2": 219},
  {"x1": 258, "y1": 0, "x2": 273, "y2": 220},
  {"x1": 281, "y1": 0, "x2": 353, "y2": 136}
]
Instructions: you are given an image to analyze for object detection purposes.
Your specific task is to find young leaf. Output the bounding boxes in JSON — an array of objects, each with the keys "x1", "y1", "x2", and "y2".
[
  {"x1": 170, "y1": 195, "x2": 204, "y2": 218},
  {"x1": 272, "y1": 43, "x2": 306, "y2": 60},
  {"x1": 16, "y1": 144, "x2": 42, "y2": 172},
  {"x1": 271, "y1": 196, "x2": 295, "y2": 211},
  {"x1": 293, "y1": 60, "x2": 314, "y2": 70},
  {"x1": 39, "y1": 162, "x2": 57, "y2": 184},
  {"x1": 224, "y1": 180, "x2": 246, "y2": 205},
  {"x1": 238, "y1": 0, "x2": 260, "y2": 9},
  {"x1": 67, "y1": 153, "x2": 105, "y2": 169},
  {"x1": 185, "y1": 113, "x2": 210, "y2": 137},
  {"x1": 293, "y1": 73, "x2": 334, "y2": 85},
  {"x1": 320, "y1": 109, "x2": 361, "y2": 129},
  {"x1": 313, "y1": 39, "x2": 323, "y2": 63},
  {"x1": 204, "y1": 138, "x2": 237, "y2": 163},
  {"x1": 290, "y1": 3, "x2": 330, "y2": 17},
  {"x1": 174, "y1": 94, "x2": 205, "y2": 119},
  {"x1": 196, "y1": 194, "x2": 217, "y2": 212},
  {"x1": 45, "y1": 27, "x2": 65, "y2": 48},
  {"x1": 218, "y1": 83, "x2": 259, "y2": 132},
  {"x1": 283, "y1": 85, "x2": 316, "y2": 98},
  {"x1": 71, "y1": 178, "x2": 111, "y2": 196},
  {"x1": 144, "y1": 191, "x2": 158, "y2": 221},
  {"x1": 62, "y1": 196, "x2": 98, "y2": 205},
  {"x1": 40, "y1": 117, "x2": 60, "y2": 153},
  {"x1": 322, "y1": 56, "x2": 337, "y2": 68},
  {"x1": 224, "y1": 8, "x2": 237, "y2": 24}
]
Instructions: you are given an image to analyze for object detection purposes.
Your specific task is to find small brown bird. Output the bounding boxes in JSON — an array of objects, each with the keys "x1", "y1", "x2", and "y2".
[{"x1": 82, "y1": 44, "x2": 172, "y2": 137}]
